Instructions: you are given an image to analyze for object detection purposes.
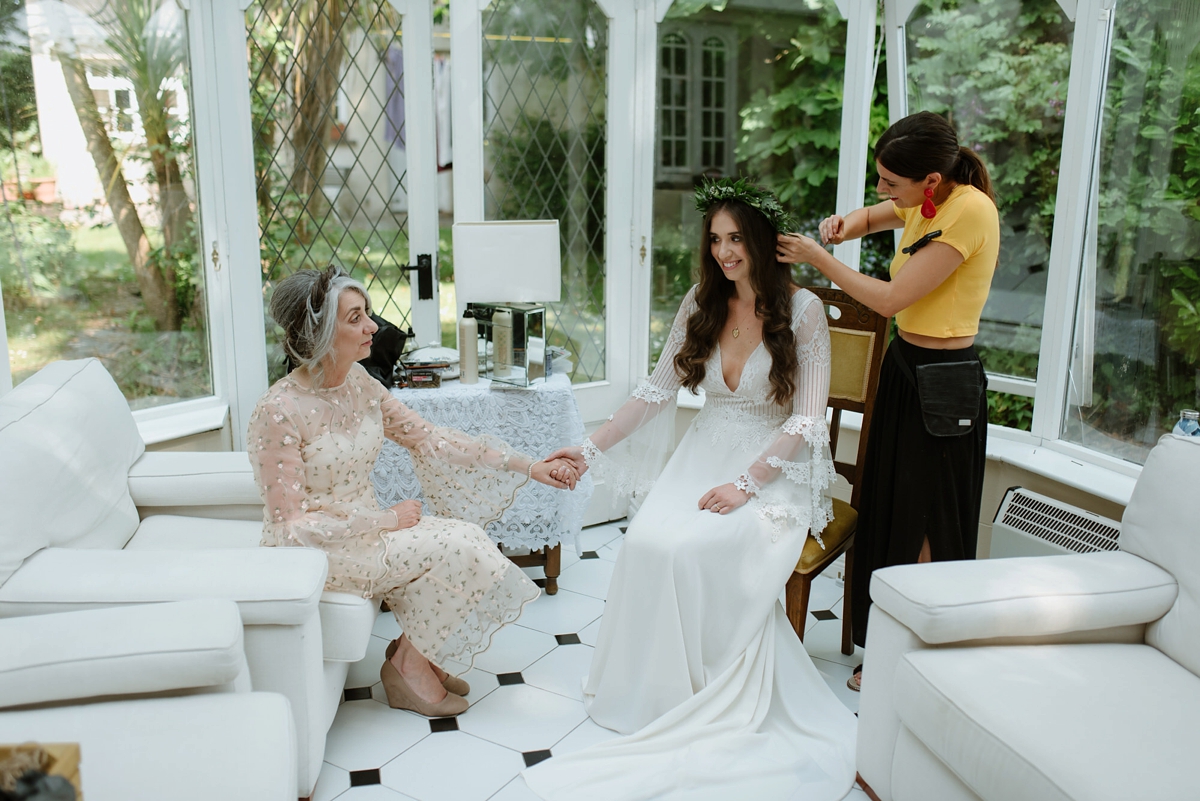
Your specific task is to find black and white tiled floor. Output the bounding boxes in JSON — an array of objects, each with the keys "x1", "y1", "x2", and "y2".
[{"x1": 314, "y1": 522, "x2": 871, "y2": 801}]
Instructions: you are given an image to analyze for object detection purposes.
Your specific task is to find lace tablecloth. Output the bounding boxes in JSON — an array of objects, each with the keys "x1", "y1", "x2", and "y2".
[{"x1": 371, "y1": 374, "x2": 593, "y2": 554}]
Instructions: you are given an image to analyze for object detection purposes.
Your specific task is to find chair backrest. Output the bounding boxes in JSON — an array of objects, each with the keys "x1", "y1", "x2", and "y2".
[
  {"x1": 807, "y1": 286, "x2": 891, "y2": 508},
  {"x1": 0, "y1": 359, "x2": 145, "y2": 587},
  {"x1": 1120, "y1": 433, "x2": 1200, "y2": 677}
]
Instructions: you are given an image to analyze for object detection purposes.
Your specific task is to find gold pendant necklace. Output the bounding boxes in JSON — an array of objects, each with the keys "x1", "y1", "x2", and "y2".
[{"x1": 732, "y1": 304, "x2": 751, "y2": 339}]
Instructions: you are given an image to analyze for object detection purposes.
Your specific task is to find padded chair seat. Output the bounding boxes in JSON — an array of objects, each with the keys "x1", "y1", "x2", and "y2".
[
  {"x1": 895, "y1": 643, "x2": 1199, "y2": 801},
  {"x1": 0, "y1": 693, "x2": 296, "y2": 801},
  {"x1": 796, "y1": 498, "x2": 856, "y2": 574},
  {"x1": 127, "y1": 516, "x2": 375, "y2": 663}
]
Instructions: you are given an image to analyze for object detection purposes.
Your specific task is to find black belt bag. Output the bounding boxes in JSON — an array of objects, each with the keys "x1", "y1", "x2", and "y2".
[{"x1": 894, "y1": 347, "x2": 985, "y2": 437}]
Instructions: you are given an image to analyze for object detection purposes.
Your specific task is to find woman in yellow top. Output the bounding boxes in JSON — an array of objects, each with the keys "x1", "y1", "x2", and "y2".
[{"x1": 776, "y1": 111, "x2": 999, "y2": 691}]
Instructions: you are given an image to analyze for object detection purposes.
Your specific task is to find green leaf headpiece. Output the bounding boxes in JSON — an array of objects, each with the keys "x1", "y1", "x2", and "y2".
[{"x1": 693, "y1": 177, "x2": 797, "y2": 233}]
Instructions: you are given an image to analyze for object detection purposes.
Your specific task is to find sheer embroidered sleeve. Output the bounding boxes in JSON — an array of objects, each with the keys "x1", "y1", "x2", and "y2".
[
  {"x1": 582, "y1": 286, "x2": 696, "y2": 499},
  {"x1": 369, "y1": 372, "x2": 532, "y2": 529},
  {"x1": 739, "y1": 292, "x2": 836, "y2": 544},
  {"x1": 247, "y1": 391, "x2": 400, "y2": 550}
]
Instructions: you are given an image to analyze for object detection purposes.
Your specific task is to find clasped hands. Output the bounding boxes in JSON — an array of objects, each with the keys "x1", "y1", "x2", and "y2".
[
  {"x1": 542, "y1": 446, "x2": 751, "y2": 515},
  {"x1": 385, "y1": 455, "x2": 583, "y2": 531}
]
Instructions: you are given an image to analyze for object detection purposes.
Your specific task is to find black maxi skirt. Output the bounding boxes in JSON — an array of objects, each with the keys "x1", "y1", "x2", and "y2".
[{"x1": 850, "y1": 336, "x2": 988, "y2": 647}]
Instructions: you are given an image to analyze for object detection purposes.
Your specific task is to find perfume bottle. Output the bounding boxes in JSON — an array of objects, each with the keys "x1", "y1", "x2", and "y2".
[{"x1": 458, "y1": 310, "x2": 478, "y2": 384}]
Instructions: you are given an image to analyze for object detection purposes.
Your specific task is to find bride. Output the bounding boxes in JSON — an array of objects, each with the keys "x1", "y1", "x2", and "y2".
[{"x1": 524, "y1": 179, "x2": 857, "y2": 800}]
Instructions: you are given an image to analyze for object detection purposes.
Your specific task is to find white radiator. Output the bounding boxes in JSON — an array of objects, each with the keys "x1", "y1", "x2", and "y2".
[{"x1": 989, "y1": 487, "x2": 1121, "y2": 558}]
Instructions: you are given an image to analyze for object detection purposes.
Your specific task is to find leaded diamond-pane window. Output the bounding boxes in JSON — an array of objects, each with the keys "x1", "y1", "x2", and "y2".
[
  {"x1": 246, "y1": 0, "x2": 415, "y2": 380},
  {"x1": 481, "y1": 0, "x2": 608, "y2": 383}
]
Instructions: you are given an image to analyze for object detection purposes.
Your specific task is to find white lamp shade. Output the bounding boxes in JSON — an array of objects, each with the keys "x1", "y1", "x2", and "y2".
[{"x1": 452, "y1": 220, "x2": 561, "y2": 303}]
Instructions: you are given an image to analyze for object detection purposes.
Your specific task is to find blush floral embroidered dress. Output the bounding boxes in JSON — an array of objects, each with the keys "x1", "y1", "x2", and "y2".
[
  {"x1": 524, "y1": 287, "x2": 857, "y2": 801},
  {"x1": 247, "y1": 363, "x2": 540, "y2": 670}
]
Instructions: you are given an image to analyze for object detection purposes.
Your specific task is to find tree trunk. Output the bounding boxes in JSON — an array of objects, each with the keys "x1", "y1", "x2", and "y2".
[
  {"x1": 138, "y1": 89, "x2": 191, "y2": 292},
  {"x1": 288, "y1": 0, "x2": 345, "y2": 239},
  {"x1": 58, "y1": 52, "x2": 179, "y2": 330}
]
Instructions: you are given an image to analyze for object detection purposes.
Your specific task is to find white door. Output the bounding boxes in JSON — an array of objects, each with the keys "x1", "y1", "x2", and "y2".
[{"x1": 450, "y1": 0, "x2": 653, "y2": 424}]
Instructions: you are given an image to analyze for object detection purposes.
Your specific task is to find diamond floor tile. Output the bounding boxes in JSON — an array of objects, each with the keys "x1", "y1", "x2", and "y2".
[
  {"x1": 379, "y1": 730, "x2": 524, "y2": 801},
  {"x1": 577, "y1": 524, "x2": 625, "y2": 553},
  {"x1": 803, "y1": 618, "x2": 862, "y2": 668},
  {"x1": 457, "y1": 683, "x2": 587, "y2": 753},
  {"x1": 468, "y1": 624, "x2": 558, "y2": 675},
  {"x1": 323, "y1": 700, "x2": 429, "y2": 772},
  {"x1": 550, "y1": 717, "x2": 621, "y2": 756},
  {"x1": 521, "y1": 642, "x2": 595, "y2": 701},
  {"x1": 577, "y1": 617, "x2": 602, "y2": 647},
  {"x1": 488, "y1": 776, "x2": 543, "y2": 801},
  {"x1": 312, "y1": 762, "x2": 349, "y2": 801},
  {"x1": 513, "y1": 588, "x2": 605, "y2": 636},
  {"x1": 555, "y1": 557, "x2": 615, "y2": 601}
]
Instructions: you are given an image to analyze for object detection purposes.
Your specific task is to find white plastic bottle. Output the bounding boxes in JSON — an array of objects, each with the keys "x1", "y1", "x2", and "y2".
[
  {"x1": 493, "y1": 309, "x2": 513, "y2": 377},
  {"x1": 458, "y1": 310, "x2": 478, "y2": 384}
]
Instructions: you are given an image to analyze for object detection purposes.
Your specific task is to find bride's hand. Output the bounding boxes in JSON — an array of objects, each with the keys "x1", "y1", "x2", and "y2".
[
  {"x1": 697, "y1": 483, "x2": 750, "y2": 515},
  {"x1": 544, "y1": 446, "x2": 589, "y2": 478},
  {"x1": 531, "y1": 459, "x2": 578, "y2": 490}
]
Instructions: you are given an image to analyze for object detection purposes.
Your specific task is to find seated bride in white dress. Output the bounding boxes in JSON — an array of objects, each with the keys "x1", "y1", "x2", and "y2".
[{"x1": 524, "y1": 178, "x2": 858, "y2": 800}]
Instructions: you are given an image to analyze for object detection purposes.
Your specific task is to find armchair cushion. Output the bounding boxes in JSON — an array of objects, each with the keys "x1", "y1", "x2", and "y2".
[
  {"x1": 127, "y1": 515, "x2": 263, "y2": 549},
  {"x1": 1119, "y1": 434, "x2": 1200, "y2": 676},
  {"x1": 0, "y1": 600, "x2": 244, "y2": 708},
  {"x1": 127, "y1": 517, "x2": 375, "y2": 662},
  {"x1": 0, "y1": 693, "x2": 297, "y2": 801},
  {"x1": 895, "y1": 643, "x2": 1198, "y2": 801},
  {"x1": 128, "y1": 451, "x2": 260, "y2": 508},
  {"x1": 870, "y1": 551, "x2": 1177, "y2": 645},
  {"x1": 0, "y1": 359, "x2": 144, "y2": 587},
  {"x1": 0, "y1": 548, "x2": 327, "y2": 625}
]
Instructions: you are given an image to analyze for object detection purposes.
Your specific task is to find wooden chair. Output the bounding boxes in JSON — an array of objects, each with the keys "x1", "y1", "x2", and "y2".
[{"x1": 785, "y1": 287, "x2": 890, "y2": 655}]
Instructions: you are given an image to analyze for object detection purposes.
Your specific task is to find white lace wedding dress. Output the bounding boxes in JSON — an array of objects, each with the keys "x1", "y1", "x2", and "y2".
[{"x1": 523, "y1": 287, "x2": 858, "y2": 801}]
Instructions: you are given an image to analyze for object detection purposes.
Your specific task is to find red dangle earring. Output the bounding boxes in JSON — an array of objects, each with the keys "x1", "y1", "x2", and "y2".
[{"x1": 920, "y1": 187, "x2": 937, "y2": 219}]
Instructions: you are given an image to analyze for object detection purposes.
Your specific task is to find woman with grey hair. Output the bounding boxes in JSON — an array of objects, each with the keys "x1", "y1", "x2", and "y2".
[{"x1": 248, "y1": 266, "x2": 578, "y2": 718}]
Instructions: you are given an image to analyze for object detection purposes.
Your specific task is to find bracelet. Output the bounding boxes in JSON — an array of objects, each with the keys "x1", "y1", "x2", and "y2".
[{"x1": 527, "y1": 461, "x2": 535, "y2": 482}]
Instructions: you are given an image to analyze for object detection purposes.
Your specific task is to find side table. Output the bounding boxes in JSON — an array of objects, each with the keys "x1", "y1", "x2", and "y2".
[{"x1": 370, "y1": 374, "x2": 592, "y2": 594}]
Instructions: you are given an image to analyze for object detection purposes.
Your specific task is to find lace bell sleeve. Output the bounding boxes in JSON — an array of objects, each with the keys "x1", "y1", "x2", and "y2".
[
  {"x1": 738, "y1": 294, "x2": 836, "y2": 545},
  {"x1": 582, "y1": 286, "x2": 696, "y2": 499},
  {"x1": 373, "y1": 378, "x2": 532, "y2": 529},
  {"x1": 247, "y1": 394, "x2": 401, "y2": 547}
]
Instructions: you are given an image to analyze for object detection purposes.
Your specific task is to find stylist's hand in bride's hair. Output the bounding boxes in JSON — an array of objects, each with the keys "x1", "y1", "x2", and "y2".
[
  {"x1": 543, "y1": 446, "x2": 589, "y2": 479},
  {"x1": 697, "y1": 483, "x2": 751, "y2": 515},
  {"x1": 817, "y1": 214, "x2": 846, "y2": 245},
  {"x1": 775, "y1": 232, "x2": 825, "y2": 265}
]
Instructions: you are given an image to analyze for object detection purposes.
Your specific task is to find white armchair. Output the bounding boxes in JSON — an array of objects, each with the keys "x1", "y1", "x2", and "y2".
[
  {"x1": 0, "y1": 599, "x2": 297, "y2": 800},
  {"x1": 856, "y1": 433, "x2": 1199, "y2": 801},
  {"x1": 0, "y1": 359, "x2": 376, "y2": 798}
]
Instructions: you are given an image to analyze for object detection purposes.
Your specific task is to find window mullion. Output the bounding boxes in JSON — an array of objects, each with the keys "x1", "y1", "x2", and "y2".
[
  {"x1": 1030, "y1": 0, "x2": 1115, "y2": 443},
  {"x1": 832, "y1": 0, "x2": 878, "y2": 273}
]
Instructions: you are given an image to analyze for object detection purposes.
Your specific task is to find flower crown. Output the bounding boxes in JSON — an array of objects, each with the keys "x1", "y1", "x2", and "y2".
[{"x1": 694, "y1": 177, "x2": 797, "y2": 233}]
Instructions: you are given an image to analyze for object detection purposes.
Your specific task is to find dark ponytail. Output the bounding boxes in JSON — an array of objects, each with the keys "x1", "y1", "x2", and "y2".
[
  {"x1": 952, "y1": 146, "x2": 994, "y2": 202},
  {"x1": 875, "y1": 111, "x2": 995, "y2": 203}
]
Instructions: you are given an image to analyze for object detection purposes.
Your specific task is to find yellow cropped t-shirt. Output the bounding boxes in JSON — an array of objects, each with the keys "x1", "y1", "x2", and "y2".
[{"x1": 890, "y1": 184, "x2": 1000, "y2": 338}]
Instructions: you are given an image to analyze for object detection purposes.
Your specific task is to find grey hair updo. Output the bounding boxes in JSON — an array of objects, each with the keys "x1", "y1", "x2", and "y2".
[{"x1": 269, "y1": 266, "x2": 371, "y2": 387}]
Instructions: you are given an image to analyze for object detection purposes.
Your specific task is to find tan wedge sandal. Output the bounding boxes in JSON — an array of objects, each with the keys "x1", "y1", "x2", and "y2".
[
  {"x1": 379, "y1": 659, "x2": 468, "y2": 717},
  {"x1": 386, "y1": 637, "x2": 471, "y2": 696}
]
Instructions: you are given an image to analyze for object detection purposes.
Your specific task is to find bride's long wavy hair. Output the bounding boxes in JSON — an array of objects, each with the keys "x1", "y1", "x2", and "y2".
[{"x1": 673, "y1": 199, "x2": 798, "y2": 407}]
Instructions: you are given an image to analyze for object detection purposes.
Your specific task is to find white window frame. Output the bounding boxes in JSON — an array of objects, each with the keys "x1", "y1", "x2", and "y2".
[
  {"x1": 653, "y1": 23, "x2": 737, "y2": 182},
  {"x1": 882, "y1": 0, "x2": 1142, "y2": 481}
]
